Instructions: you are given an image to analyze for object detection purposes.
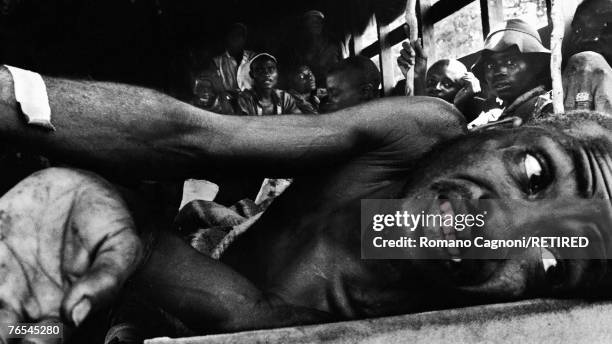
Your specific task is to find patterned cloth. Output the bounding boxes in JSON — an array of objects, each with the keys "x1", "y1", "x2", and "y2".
[{"x1": 212, "y1": 50, "x2": 257, "y2": 92}]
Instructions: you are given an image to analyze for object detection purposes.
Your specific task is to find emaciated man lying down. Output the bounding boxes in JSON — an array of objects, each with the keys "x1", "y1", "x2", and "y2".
[{"x1": 1, "y1": 66, "x2": 612, "y2": 343}]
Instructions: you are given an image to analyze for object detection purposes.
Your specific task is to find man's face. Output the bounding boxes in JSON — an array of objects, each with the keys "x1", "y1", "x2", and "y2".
[
  {"x1": 399, "y1": 123, "x2": 612, "y2": 302},
  {"x1": 303, "y1": 15, "x2": 324, "y2": 36},
  {"x1": 292, "y1": 66, "x2": 316, "y2": 94},
  {"x1": 226, "y1": 29, "x2": 246, "y2": 54},
  {"x1": 484, "y1": 50, "x2": 542, "y2": 103},
  {"x1": 322, "y1": 72, "x2": 363, "y2": 112},
  {"x1": 426, "y1": 64, "x2": 464, "y2": 102},
  {"x1": 569, "y1": 2, "x2": 612, "y2": 64},
  {"x1": 193, "y1": 79, "x2": 216, "y2": 108},
  {"x1": 251, "y1": 59, "x2": 278, "y2": 90}
]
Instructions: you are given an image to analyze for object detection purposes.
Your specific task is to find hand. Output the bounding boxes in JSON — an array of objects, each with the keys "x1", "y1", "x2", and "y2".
[
  {"x1": 0, "y1": 168, "x2": 142, "y2": 343},
  {"x1": 563, "y1": 51, "x2": 612, "y2": 113},
  {"x1": 397, "y1": 39, "x2": 427, "y2": 77},
  {"x1": 454, "y1": 72, "x2": 482, "y2": 108}
]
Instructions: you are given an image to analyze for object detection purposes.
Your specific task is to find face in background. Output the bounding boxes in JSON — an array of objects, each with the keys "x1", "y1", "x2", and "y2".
[
  {"x1": 303, "y1": 15, "x2": 324, "y2": 36},
  {"x1": 483, "y1": 49, "x2": 544, "y2": 103},
  {"x1": 250, "y1": 58, "x2": 279, "y2": 90},
  {"x1": 323, "y1": 71, "x2": 373, "y2": 112},
  {"x1": 225, "y1": 27, "x2": 247, "y2": 55},
  {"x1": 569, "y1": 0, "x2": 612, "y2": 64},
  {"x1": 398, "y1": 118, "x2": 612, "y2": 303},
  {"x1": 291, "y1": 66, "x2": 316, "y2": 94},
  {"x1": 192, "y1": 79, "x2": 217, "y2": 108},
  {"x1": 425, "y1": 60, "x2": 466, "y2": 102}
]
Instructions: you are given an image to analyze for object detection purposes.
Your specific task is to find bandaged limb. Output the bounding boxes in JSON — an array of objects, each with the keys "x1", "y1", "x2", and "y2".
[
  {"x1": 0, "y1": 168, "x2": 141, "y2": 343},
  {"x1": 0, "y1": 66, "x2": 464, "y2": 181},
  {"x1": 134, "y1": 231, "x2": 333, "y2": 334},
  {"x1": 563, "y1": 52, "x2": 612, "y2": 114}
]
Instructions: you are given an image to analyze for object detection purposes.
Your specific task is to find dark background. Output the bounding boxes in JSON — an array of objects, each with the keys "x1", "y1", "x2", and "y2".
[{"x1": 0, "y1": 0, "x2": 405, "y2": 97}]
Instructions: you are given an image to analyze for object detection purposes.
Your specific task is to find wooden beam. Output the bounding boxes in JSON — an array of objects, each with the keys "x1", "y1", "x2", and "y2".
[
  {"x1": 550, "y1": 0, "x2": 565, "y2": 114},
  {"x1": 353, "y1": 15, "x2": 376, "y2": 56},
  {"x1": 417, "y1": 0, "x2": 434, "y2": 94},
  {"x1": 376, "y1": 15, "x2": 396, "y2": 96},
  {"x1": 480, "y1": 0, "x2": 504, "y2": 38},
  {"x1": 429, "y1": 0, "x2": 475, "y2": 24},
  {"x1": 404, "y1": 0, "x2": 418, "y2": 95}
]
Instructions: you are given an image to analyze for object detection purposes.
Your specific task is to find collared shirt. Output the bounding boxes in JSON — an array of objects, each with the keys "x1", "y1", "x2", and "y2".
[
  {"x1": 287, "y1": 89, "x2": 319, "y2": 114},
  {"x1": 500, "y1": 85, "x2": 553, "y2": 121},
  {"x1": 213, "y1": 50, "x2": 256, "y2": 92},
  {"x1": 236, "y1": 89, "x2": 302, "y2": 116},
  {"x1": 468, "y1": 85, "x2": 553, "y2": 129}
]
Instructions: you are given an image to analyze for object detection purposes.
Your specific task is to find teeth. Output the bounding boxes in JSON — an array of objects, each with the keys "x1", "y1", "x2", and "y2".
[{"x1": 451, "y1": 257, "x2": 462, "y2": 263}]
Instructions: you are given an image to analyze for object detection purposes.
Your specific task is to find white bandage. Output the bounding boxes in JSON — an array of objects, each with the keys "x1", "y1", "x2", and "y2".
[{"x1": 4, "y1": 65, "x2": 55, "y2": 131}]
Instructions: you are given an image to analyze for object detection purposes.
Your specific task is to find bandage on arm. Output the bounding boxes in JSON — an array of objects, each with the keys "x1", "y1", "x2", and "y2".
[{"x1": 0, "y1": 67, "x2": 464, "y2": 181}]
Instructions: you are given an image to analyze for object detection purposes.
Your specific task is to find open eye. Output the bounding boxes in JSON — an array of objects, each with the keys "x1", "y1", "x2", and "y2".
[
  {"x1": 441, "y1": 79, "x2": 454, "y2": 89},
  {"x1": 523, "y1": 153, "x2": 550, "y2": 195}
]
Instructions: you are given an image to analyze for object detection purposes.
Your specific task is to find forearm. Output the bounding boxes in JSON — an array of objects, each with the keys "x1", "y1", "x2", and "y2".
[
  {"x1": 0, "y1": 67, "x2": 464, "y2": 180},
  {"x1": 0, "y1": 67, "x2": 363, "y2": 179}
]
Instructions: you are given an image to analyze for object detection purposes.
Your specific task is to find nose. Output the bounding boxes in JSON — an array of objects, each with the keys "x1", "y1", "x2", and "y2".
[{"x1": 494, "y1": 65, "x2": 508, "y2": 76}]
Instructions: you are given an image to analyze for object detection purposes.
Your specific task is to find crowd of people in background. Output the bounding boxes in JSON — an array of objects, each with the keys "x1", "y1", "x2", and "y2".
[{"x1": 187, "y1": 0, "x2": 612, "y2": 135}]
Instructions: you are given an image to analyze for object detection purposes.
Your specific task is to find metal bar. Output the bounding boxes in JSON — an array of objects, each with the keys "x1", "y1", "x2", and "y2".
[{"x1": 480, "y1": 0, "x2": 504, "y2": 38}]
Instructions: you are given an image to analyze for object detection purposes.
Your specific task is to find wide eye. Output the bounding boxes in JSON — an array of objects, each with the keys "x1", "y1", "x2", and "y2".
[{"x1": 523, "y1": 153, "x2": 550, "y2": 195}]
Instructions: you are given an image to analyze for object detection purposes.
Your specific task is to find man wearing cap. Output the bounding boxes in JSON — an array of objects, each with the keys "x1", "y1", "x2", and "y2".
[
  {"x1": 281, "y1": 10, "x2": 342, "y2": 88},
  {"x1": 236, "y1": 53, "x2": 301, "y2": 116},
  {"x1": 212, "y1": 23, "x2": 257, "y2": 93},
  {"x1": 472, "y1": 19, "x2": 553, "y2": 123}
]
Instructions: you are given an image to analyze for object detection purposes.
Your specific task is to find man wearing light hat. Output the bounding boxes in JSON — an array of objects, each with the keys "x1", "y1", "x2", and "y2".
[
  {"x1": 236, "y1": 53, "x2": 301, "y2": 116},
  {"x1": 472, "y1": 19, "x2": 553, "y2": 122}
]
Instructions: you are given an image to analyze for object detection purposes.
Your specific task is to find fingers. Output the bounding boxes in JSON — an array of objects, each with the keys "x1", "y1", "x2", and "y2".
[
  {"x1": 398, "y1": 41, "x2": 415, "y2": 66},
  {"x1": 61, "y1": 264, "x2": 120, "y2": 327},
  {"x1": 594, "y1": 92, "x2": 612, "y2": 114},
  {"x1": 59, "y1": 173, "x2": 143, "y2": 327},
  {"x1": 410, "y1": 38, "x2": 427, "y2": 60},
  {"x1": 60, "y1": 227, "x2": 142, "y2": 327}
]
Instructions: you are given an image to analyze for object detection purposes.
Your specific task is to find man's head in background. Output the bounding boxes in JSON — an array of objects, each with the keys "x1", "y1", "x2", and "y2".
[
  {"x1": 302, "y1": 10, "x2": 325, "y2": 37},
  {"x1": 288, "y1": 65, "x2": 316, "y2": 94},
  {"x1": 569, "y1": 0, "x2": 612, "y2": 64},
  {"x1": 473, "y1": 19, "x2": 550, "y2": 104},
  {"x1": 225, "y1": 23, "x2": 248, "y2": 56},
  {"x1": 191, "y1": 77, "x2": 218, "y2": 109},
  {"x1": 249, "y1": 53, "x2": 279, "y2": 91},
  {"x1": 322, "y1": 56, "x2": 381, "y2": 113},
  {"x1": 425, "y1": 59, "x2": 468, "y2": 102}
]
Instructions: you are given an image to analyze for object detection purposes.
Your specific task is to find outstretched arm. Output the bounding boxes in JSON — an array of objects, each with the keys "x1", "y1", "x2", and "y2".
[{"x1": 0, "y1": 66, "x2": 464, "y2": 180}]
